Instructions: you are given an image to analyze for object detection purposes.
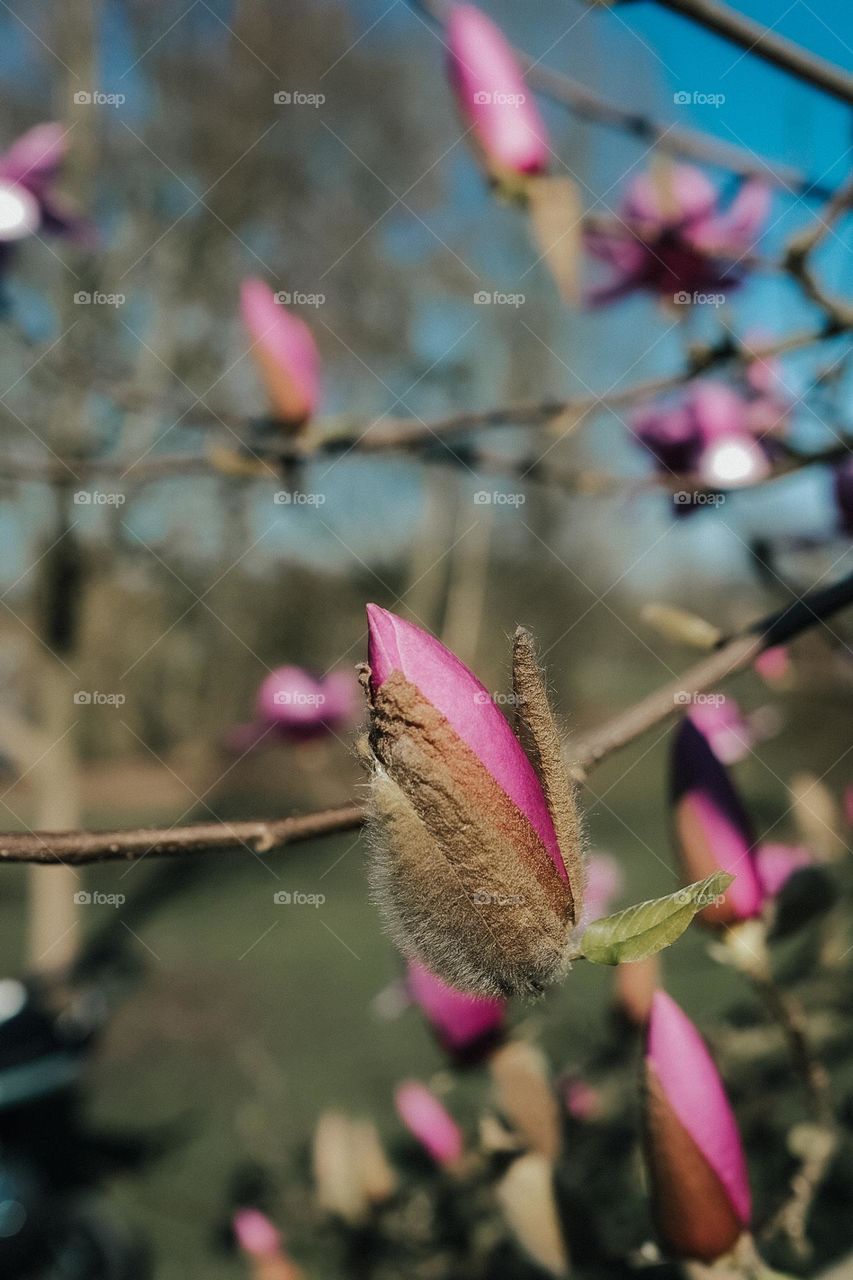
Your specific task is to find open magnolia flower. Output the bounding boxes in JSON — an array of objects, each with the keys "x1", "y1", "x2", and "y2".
[
  {"x1": 240, "y1": 278, "x2": 321, "y2": 429},
  {"x1": 362, "y1": 605, "x2": 584, "y2": 997},
  {"x1": 643, "y1": 991, "x2": 751, "y2": 1262},
  {"x1": 586, "y1": 164, "x2": 770, "y2": 307}
]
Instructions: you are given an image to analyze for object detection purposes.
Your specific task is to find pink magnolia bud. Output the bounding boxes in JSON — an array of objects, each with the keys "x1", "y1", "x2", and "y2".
[
  {"x1": 563, "y1": 1077, "x2": 602, "y2": 1121},
  {"x1": 240, "y1": 278, "x2": 321, "y2": 428},
  {"x1": 687, "y1": 697, "x2": 752, "y2": 765},
  {"x1": 755, "y1": 842, "x2": 813, "y2": 898},
  {"x1": 0, "y1": 122, "x2": 66, "y2": 192},
  {"x1": 446, "y1": 5, "x2": 550, "y2": 179},
  {"x1": 394, "y1": 1080, "x2": 463, "y2": 1167},
  {"x1": 260, "y1": 666, "x2": 354, "y2": 740},
  {"x1": 644, "y1": 991, "x2": 751, "y2": 1262},
  {"x1": 233, "y1": 1209, "x2": 282, "y2": 1260},
  {"x1": 579, "y1": 851, "x2": 623, "y2": 927},
  {"x1": 406, "y1": 960, "x2": 505, "y2": 1061},
  {"x1": 670, "y1": 718, "x2": 763, "y2": 926},
  {"x1": 363, "y1": 606, "x2": 584, "y2": 997},
  {"x1": 753, "y1": 645, "x2": 790, "y2": 684}
]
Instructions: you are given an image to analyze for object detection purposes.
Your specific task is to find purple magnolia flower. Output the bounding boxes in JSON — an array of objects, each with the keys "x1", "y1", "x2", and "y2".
[
  {"x1": 241, "y1": 278, "x2": 322, "y2": 428},
  {"x1": 630, "y1": 380, "x2": 772, "y2": 487},
  {"x1": 395, "y1": 1080, "x2": 464, "y2": 1167},
  {"x1": 586, "y1": 164, "x2": 770, "y2": 306},
  {"x1": 670, "y1": 717, "x2": 763, "y2": 927},
  {"x1": 446, "y1": 5, "x2": 550, "y2": 180},
  {"x1": 0, "y1": 123, "x2": 87, "y2": 245},
  {"x1": 227, "y1": 666, "x2": 356, "y2": 750},
  {"x1": 833, "y1": 457, "x2": 853, "y2": 536},
  {"x1": 644, "y1": 991, "x2": 751, "y2": 1261},
  {"x1": 406, "y1": 960, "x2": 506, "y2": 1061}
]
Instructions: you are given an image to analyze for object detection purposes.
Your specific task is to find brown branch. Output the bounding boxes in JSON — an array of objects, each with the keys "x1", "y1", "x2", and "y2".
[
  {"x1": 3, "y1": 568, "x2": 852, "y2": 866},
  {"x1": 651, "y1": 0, "x2": 853, "y2": 105},
  {"x1": 408, "y1": 0, "x2": 831, "y2": 198}
]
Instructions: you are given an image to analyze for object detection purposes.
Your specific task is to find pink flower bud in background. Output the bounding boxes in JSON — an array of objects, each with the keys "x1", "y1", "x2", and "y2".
[
  {"x1": 446, "y1": 5, "x2": 550, "y2": 179},
  {"x1": 233, "y1": 1209, "x2": 282, "y2": 1260},
  {"x1": 644, "y1": 991, "x2": 751, "y2": 1262},
  {"x1": 363, "y1": 606, "x2": 584, "y2": 996},
  {"x1": 227, "y1": 666, "x2": 357, "y2": 751},
  {"x1": 579, "y1": 851, "x2": 623, "y2": 927},
  {"x1": 394, "y1": 1081, "x2": 463, "y2": 1167},
  {"x1": 833, "y1": 457, "x2": 853, "y2": 536},
  {"x1": 563, "y1": 1077, "x2": 602, "y2": 1122},
  {"x1": 240, "y1": 278, "x2": 321, "y2": 428},
  {"x1": 406, "y1": 960, "x2": 506, "y2": 1061},
  {"x1": 755, "y1": 843, "x2": 813, "y2": 898},
  {"x1": 670, "y1": 717, "x2": 763, "y2": 926},
  {"x1": 753, "y1": 645, "x2": 790, "y2": 685},
  {"x1": 585, "y1": 164, "x2": 770, "y2": 306},
  {"x1": 688, "y1": 696, "x2": 753, "y2": 765},
  {"x1": 613, "y1": 953, "x2": 660, "y2": 1028}
]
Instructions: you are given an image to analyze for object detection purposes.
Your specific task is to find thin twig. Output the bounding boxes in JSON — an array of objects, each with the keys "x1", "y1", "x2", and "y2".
[
  {"x1": 3, "y1": 568, "x2": 852, "y2": 865},
  {"x1": 651, "y1": 0, "x2": 853, "y2": 105},
  {"x1": 409, "y1": 0, "x2": 831, "y2": 197}
]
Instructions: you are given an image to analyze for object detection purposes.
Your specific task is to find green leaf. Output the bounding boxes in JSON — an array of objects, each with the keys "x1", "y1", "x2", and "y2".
[{"x1": 580, "y1": 872, "x2": 734, "y2": 966}]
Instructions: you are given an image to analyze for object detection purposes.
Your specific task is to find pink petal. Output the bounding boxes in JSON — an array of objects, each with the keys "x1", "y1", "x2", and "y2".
[
  {"x1": 240, "y1": 278, "x2": 321, "y2": 421},
  {"x1": 753, "y1": 646, "x2": 790, "y2": 684},
  {"x1": 623, "y1": 165, "x2": 716, "y2": 228},
  {"x1": 256, "y1": 666, "x2": 329, "y2": 730},
  {"x1": 366, "y1": 605, "x2": 565, "y2": 879},
  {"x1": 233, "y1": 1208, "x2": 282, "y2": 1260},
  {"x1": 447, "y1": 5, "x2": 550, "y2": 175},
  {"x1": 395, "y1": 1081, "x2": 463, "y2": 1166},
  {"x1": 688, "y1": 698, "x2": 753, "y2": 765},
  {"x1": 671, "y1": 719, "x2": 763, "y2": 920},
  {"x1": 692, "y1": 180, "x2": 771, "y2": 253},
  {"x1": 755, "y1": 843, "x2": 813, "y2": 898},
  {"x1": 318, "y1": 670, "x2": 358, "y2": 725},
  {"x1": 580, "y1": 852, "x2": 624, "y2": 925},
  {"x1": 647, "y1": 991, "x2": 751, "y2": 1225},
  {"x1": 690, "y1": 382, "x2": 748, "y2": 443},
  {"x1": 407, "y1": 960, "x2": 505, "y2": 1052},
  {"x1": 0, "y1": 122, "x2": 66, "y2": 191}
]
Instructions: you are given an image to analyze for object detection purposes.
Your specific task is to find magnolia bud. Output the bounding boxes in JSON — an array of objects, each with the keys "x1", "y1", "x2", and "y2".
[
  {"x1": 670, "y1": 717, "x2": 763, "y2": 927},
  {"x1": 406, "y1": 960, "x2": 506, "y2": 1063},
  {"x1": 394, "y1": 1080, "x2": 463, "y2": 1168},
  {"x1": 496, "y1": 1153, "x2": 570, "y2": 1277},
  {"x1": 362, "y1": 606, "x2": 584, "y2": 998},
  {"x1": 240, "y1": 278, "x2": 321, "y2": 429},
  {"x1": 643, "y1": 991, "x2": 751, "y2": 1262}
]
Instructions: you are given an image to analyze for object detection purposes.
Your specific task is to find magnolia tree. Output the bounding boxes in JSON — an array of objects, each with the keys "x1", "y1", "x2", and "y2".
[{"x1": 0, "y1": 2, "x2": 851, "y2": 1280}]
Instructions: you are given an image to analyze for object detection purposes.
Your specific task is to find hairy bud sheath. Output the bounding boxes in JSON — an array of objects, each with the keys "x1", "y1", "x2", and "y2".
[
  {"x1": 362, "y1": 606, "x2": 583, "y2": 998},
  {"x1": 643, "y1": 991, "x2": 751, "y2": 1262}
]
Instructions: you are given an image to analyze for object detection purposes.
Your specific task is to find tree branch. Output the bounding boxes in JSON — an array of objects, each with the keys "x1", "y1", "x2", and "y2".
[
  {"x1": 651, "y1": 0, "x2": 853, "y2": 105},
  {"x1": 3, "y1": 568, "x2": 852, "y2": 865}
]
